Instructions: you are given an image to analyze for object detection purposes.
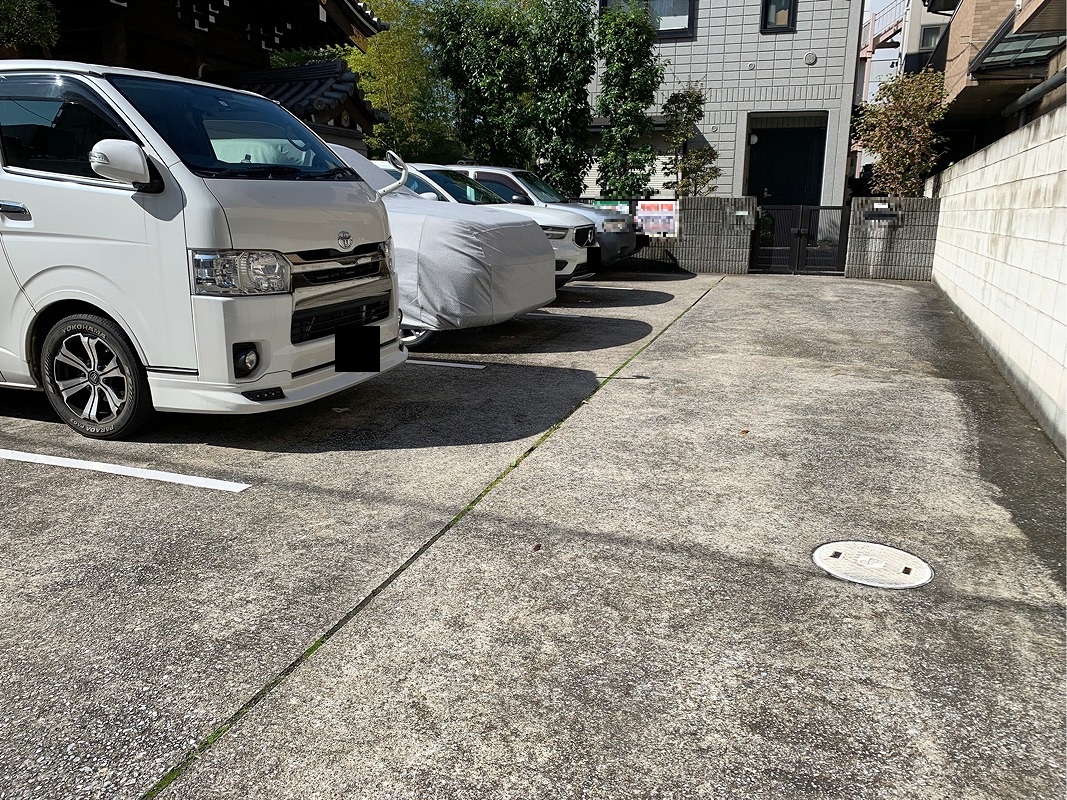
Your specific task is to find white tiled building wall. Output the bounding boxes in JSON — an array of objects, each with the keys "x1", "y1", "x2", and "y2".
[
  {"x1": 586, "y1": 0, "x2": 863, "y2": 203},
  {"x1": 928, "y1": 105, "x2": 1067, "y2": 454}
]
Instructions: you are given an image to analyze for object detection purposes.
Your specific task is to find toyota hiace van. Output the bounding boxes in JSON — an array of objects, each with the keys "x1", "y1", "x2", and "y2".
[{"x1": 0, "y1": 61, "x2": 405, "y2": 439}]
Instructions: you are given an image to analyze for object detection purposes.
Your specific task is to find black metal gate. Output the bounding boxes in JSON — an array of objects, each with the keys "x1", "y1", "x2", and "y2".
[{"x1": 750, "y1": 205, "x2": 850, "y2": 275}]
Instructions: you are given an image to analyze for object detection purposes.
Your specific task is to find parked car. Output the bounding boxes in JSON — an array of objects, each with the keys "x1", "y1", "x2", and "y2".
[
  {"x1": 0, "y1": 60, "x2": 405, "y2": 439},
  {"x1": 445, "y1": 165, "x2": 639, "y2": 266},
  {"x1": 375, "y1": 162, "x2": 598, "y2": 287},
  {"x1": 332, "y1": 147, "x2": 555, "y2": 350}
]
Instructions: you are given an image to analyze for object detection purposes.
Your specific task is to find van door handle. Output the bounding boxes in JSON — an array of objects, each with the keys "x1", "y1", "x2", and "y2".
[{"x1": 0, "y1": 201, "x2": 29, "y2": 216}]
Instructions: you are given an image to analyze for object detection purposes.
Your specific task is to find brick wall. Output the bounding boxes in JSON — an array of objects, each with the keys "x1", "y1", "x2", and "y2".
[
  {"x1": 844, "y1": 197, "x2": 941, "y2": 281},
  {"x1": 943, "y1": 0, "x2": 1016, "y2": 104},
  {"x1": 927, "y1": 105, "x2": 1066, "y2": 455}
]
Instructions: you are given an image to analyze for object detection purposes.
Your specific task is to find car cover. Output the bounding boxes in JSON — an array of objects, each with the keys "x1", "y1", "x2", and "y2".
[
  {"x1": 386, "y1": 197, "x2": 555, "y2": 331},
  {"x1": 330, "y1": 146, "x2": 556, "y2": 332}
]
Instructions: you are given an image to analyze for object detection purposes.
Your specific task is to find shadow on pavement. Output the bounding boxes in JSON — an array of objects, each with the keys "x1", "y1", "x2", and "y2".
[
  {"x1": 552, "y1": 286, "x2": 676, "y2": 309},
  {"x1": 141, "y1": 360, "x2": 601, "y2": 453},
  {"x1": 585, "y1": 270, "x2": 696, "y2": 283},
  {"x1": 0, "y1": 313, "x2": 652, "y2": 451},
  {"x1": 427, "y1": 314, "x2": 654, "y2": 356},
  {"x1": 0, "y1": 388, "x2": 56, "y2": 425}
]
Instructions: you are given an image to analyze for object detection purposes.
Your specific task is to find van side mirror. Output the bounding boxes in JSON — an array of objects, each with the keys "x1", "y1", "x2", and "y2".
[
  {"x1": 88, "y1": 139, "x2": 152, "y2": 186},
  {"x1": 511, "y1": 194, "x2": 533, "y2": 205},
  {"x1": 418, "y1": 192, "x2": 441, "y2": 201}
]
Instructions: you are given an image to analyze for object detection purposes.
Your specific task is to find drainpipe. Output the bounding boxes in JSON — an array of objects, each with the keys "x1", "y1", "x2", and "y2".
[{"x1": 1000, "y1": 69, "x2": 1067, "y2": 117}]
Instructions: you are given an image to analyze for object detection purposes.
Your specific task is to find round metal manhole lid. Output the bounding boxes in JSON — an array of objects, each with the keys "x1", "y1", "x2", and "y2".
[{"x1": 812, "y1": 541, "x2": 933, "y2": 589}]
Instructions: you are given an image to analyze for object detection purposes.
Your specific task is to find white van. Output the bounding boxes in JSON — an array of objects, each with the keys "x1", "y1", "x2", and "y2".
[{"x1": 0, "y1": 61, "x2": 406, "y2": 439}]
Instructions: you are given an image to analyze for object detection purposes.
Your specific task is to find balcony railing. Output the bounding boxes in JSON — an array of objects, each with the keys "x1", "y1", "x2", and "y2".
[{"x1": 860, "y1": 0, "x2": 909, "y2": 57}]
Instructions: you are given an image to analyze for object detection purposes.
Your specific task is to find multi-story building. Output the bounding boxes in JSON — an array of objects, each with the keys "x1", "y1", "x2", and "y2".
[
  {"x1": 919, "y1": 0, "x2": 1064, "y2": 161},
  {"x1": 586, "y1": 0, "x2": 864, "y2": 206}
]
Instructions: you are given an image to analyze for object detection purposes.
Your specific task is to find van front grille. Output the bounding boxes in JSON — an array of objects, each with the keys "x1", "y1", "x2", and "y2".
[
  {"x1": 288, "y1": 242, "x2": 388, "y2": 289},
  {"x1": 293, "y1": 262, "x2": 382, "y2": 287},
  {"x1": 291, "y1": 293, "x2": 391, "y2": 344}
]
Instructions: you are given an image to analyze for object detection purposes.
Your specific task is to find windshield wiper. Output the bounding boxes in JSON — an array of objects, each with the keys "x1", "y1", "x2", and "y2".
[
  {"x1": 296, "y1": 165, "x2": 360, "y2": 181},
  {"x1": 202, "y1": 165, "x2": 303, "y2": 178}
]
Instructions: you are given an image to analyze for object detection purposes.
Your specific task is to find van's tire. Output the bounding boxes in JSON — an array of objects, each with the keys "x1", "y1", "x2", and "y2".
[
  {"x1": 40, "y1": 314, "x2": 153, "y2": 439},
  {"x1": 400, "y1": 327, "x2": 437, "y2": 351}
]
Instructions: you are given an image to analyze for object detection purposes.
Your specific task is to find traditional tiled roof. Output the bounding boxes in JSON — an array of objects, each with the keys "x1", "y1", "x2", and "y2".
[
  {"x1": 339, "y1": 0, "x2": 388, "y2": 34},
  {"x1": 231, "y1": 60, "x2": 383, "y2": 123}
]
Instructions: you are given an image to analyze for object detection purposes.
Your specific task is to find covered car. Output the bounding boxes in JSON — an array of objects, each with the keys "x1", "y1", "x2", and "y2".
[{"x1": 331, "y1": 146, "x2": 555, "y2": 349}]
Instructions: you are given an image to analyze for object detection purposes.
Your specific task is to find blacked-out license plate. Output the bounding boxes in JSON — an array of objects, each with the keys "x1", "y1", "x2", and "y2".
[{"x1": 334, "y1": 324, "x2": 380, "y2": 372}]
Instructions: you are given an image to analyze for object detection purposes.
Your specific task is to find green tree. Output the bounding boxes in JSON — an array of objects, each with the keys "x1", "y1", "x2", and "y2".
[
  {"x1": 661, "y1": 84, "x2": 720, "y2": 197},
  {"x1": 348, "y1": 0, "x2": 462, "y2": 162},
  {"x1": 528, "y1": 0, "x2": 596, "y2": 197},
  {"x1": 430, "y1": 0, "x2": 536, "y2": 167},
  {"x1": 0, "y1": 0, "x2": 58, "y2": 52},
  {"x1": 594, "y1": 1, "x2": 664, "y2": 198},
  {"x1": 430, "y1": 0, "x2": 597, "y2": 185},
  {"x1": 854, "y1": 69, "x2": 948, "y2": 197}
]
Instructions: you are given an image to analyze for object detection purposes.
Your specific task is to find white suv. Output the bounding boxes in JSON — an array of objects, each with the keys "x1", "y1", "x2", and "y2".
[
  {"x1": 447, "y1": 165, "x2": 638, "y2": 266},
  {"x1": 376, "y1": 162, "x2": 598, "y2": 287}
]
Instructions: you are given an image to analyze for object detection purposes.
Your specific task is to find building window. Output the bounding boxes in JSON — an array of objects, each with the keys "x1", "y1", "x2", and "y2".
[
  {"x1": 760, "y1": 0, "x2": 797, "y2": 33},
  {"x1": 600, "y1": 0, "x2": 697, "y2": 39},
  {"x1": 919, "y1": 25, "x2": 945, "y2": 51},
  {"x1": 650, "y1": 0, "x2": 695, "y2": 37}
]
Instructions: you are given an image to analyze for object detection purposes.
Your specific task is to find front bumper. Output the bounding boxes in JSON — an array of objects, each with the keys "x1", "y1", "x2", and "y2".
[
  {"x1": 551, "y1": 239, "x2": 590, "y2": 282},
  {"x1": 148, "y1": 343, "x2": 406, "y2": 413},
  {"x1": 597, "y1": 230, "x2": 639, "y2": 265},
  {"x1": 148, "y1": 291, "x2": 405, "y2": 413}
]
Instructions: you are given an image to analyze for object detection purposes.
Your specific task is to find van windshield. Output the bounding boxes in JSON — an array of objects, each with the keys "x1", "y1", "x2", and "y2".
[{"x1": 108, "y1": 76, "x2": 360, "y2": 181}]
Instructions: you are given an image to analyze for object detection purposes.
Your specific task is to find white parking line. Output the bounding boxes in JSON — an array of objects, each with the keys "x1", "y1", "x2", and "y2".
[
  {"x1": 406, "y1": 359, "x2": 486, "y2": 370},
  {"x1": 567, "y1": 285, "x2": 636, "y2": 291},
  {"x1": 0, "y1": 448, "x2": 250, "y2": 493},
  {"x1": 525, "y1": 311, "x2": 584, "y2": 319}
]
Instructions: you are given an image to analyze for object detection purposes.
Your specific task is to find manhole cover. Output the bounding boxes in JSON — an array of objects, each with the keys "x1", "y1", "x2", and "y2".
[{"x1": 812, "y1": 541, "x2": 933, "y2": 589}]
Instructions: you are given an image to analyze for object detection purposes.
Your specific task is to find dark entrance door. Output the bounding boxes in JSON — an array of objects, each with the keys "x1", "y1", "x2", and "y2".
[
  {"x1": 746, "y1": 127, "x2": 826, "y2": 206},
  {"x1": 750, "y1": 205, "x2": 850, "y2": 275}
]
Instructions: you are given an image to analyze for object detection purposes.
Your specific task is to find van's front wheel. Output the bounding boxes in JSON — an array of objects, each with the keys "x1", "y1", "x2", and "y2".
[{"x1": 41, "y1": 314, "x2": 153, "y2": 439}]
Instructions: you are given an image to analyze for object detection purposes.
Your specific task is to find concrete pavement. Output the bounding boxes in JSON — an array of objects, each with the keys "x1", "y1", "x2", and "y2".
[{"x1": 0, "y1": 272, "x2": 1063, "y2": 799}]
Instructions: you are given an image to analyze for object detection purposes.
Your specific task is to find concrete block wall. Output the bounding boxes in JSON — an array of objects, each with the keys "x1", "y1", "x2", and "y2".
[
  {"x1": 927, "y1": 105, "x2": 1067, "y2": 455},
  {"x1": 639, "y1": 197, "x2": 757, "y2": 274},
  {"x1": 844, "y1": 197, "x2": 941, "y2": 281}
]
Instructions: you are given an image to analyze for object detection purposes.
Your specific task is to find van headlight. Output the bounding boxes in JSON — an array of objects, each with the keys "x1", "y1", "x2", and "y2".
[
  {"x1": 382, "y1": 238, "x2": 394, "y2": 275},
  {"x1": 190, "y1": 251, "x2": 292, "y2": 295},
  {"x1": 540, "y1": 226, "x2": 569, "y2": 240},
  {"x1": 603, "y1": 219, "x2": 631, "y2": 233}
]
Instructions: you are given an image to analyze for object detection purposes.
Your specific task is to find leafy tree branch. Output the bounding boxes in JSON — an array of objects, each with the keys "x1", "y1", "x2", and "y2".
[
  {"x1": 0, "y1": 0, "x2": 58, "y2": 51},
  {"x1": 594, "y1": 1, "x2": 664, "y2": 198},
  {"x1": 854, "y1": 69, "x2": 948, "y2": 197},
  {"x1": 662, "y1": 83, "x2": 720, "y2": 197}
]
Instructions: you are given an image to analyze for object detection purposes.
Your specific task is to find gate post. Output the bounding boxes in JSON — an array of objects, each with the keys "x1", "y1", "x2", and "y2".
[
  {"x1": 669, "y1": 196, "x2": 758, "y2": 274},
  {"x1": 844, "y1": 197, "x2": 941, "y2": 281}
]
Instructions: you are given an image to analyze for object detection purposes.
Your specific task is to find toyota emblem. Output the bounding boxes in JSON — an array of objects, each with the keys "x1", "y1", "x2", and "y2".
[{"x1": 337, "y1": 230, "x2": 353, "y2": 250}]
